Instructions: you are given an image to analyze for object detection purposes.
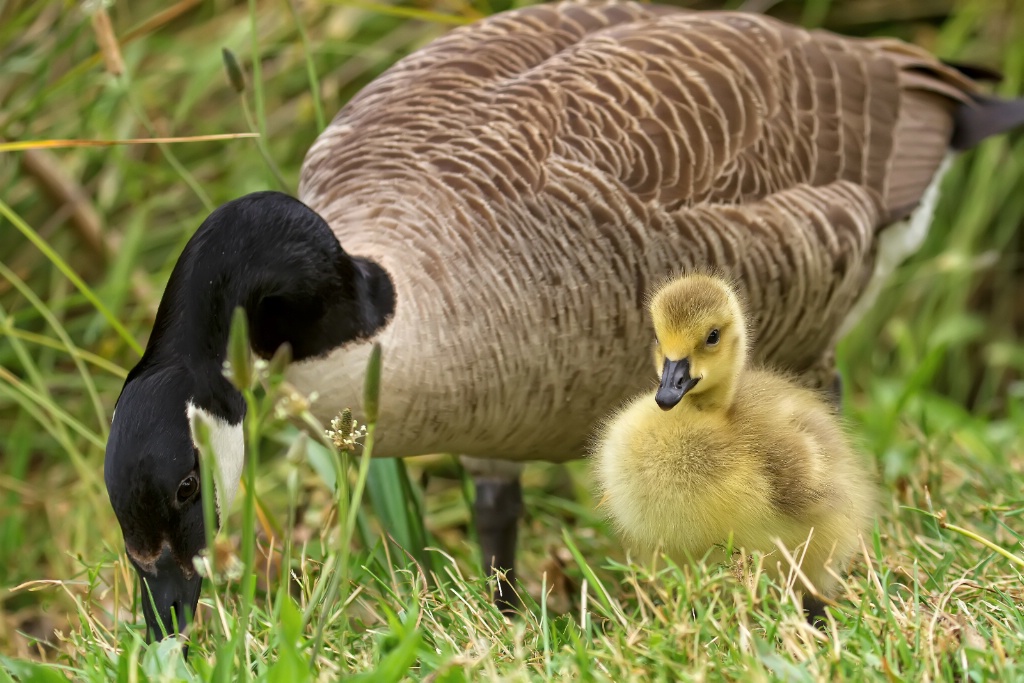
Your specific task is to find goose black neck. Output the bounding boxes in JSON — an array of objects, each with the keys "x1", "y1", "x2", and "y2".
[{"x1": 126, "y1": 191, "x2": 394, "y2": 413}]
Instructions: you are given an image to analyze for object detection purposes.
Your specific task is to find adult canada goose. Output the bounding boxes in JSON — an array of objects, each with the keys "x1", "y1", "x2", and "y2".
[
  {"x1": 591, "y1": 272, "x2": 877, "y2": 619},
  {"x1": 103, "y1": 0, "x2": 1024, "y2": 641}
]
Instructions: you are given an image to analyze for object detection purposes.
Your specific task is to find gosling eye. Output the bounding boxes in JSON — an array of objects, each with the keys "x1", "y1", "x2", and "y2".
[
  {"x1": 706, "y1": 328, "x2": 720, "y2": 346},
  {"x1": 176, "y1": 475, "x2": 200, "y2": 504}
]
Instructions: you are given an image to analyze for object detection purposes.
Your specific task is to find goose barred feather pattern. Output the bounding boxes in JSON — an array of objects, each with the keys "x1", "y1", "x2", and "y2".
[{"x1": 291, "y1": 1, "x2": 1004, "y2": 461}]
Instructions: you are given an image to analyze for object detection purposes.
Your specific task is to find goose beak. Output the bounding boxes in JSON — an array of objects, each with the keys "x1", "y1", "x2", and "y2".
[
  {"x1": 135, "y1": 547, "x2": 202, "y2": 648},
  {"x1": 656, "y1": 357, "x2": 699, "y2": 410}
]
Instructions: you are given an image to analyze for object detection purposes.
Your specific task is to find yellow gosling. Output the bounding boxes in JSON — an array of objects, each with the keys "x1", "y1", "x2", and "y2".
[{"x1": 592, "y1": 273, "x2": 876, "y2": 619}]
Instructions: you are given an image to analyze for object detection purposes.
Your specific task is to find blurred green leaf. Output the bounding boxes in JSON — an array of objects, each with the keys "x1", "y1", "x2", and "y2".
[
  {"x1": 267, "y1": 597, "x2": 309, "y2": 683},
  {"x1": 344, "y1": 606, "x2": 421, "y2": 683}
]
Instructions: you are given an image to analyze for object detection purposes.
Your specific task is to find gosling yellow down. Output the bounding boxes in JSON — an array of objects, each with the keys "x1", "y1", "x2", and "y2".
[{"x1": 592, "y1": 273, "x2": 876, "y2": 618}]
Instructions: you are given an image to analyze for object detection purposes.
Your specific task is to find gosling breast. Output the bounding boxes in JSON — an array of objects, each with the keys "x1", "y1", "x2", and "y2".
[{"x1": 593, "y1": 371, "x2": 875, "y2": 596}]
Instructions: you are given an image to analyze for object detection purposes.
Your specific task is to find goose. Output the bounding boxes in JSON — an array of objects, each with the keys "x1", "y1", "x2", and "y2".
[
  {"x1": 102, "y1": 0, "x2": 1024, "y2": 641},
  {"x1": 591, "y1": 272, "x2": 877, "y2": 619}
]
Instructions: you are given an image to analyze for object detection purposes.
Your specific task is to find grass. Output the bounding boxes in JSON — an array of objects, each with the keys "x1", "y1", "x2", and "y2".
[{"x1": 1, "y1": 0, "x2": 1023, "y2": 680}]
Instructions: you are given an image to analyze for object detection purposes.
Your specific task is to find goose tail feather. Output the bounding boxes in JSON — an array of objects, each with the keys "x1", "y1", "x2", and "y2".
[
  {"x1": 952, "y1": 95, "x2": 1024, "y2": 150},
  {"x1": 941, "y1": 60, "x2": 1004, "y2": 83}
]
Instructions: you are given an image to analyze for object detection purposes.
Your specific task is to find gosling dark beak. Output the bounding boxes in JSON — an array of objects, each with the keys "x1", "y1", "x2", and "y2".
[
  {"x1": 655, "y1": 357, "x2": 700, "y2": 410},
  {"x1": 135, "y1": 546, "x2": 203, "y2": 649}
]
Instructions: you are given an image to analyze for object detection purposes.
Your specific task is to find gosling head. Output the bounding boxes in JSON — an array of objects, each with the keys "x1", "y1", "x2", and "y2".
[{"x1": 648, "y1": 273, "x2": 748, "y2": 411}]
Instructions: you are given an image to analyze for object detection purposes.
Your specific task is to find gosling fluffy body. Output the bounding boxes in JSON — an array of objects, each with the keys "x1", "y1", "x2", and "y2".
[{"x1": 593, "y1": 273, "x2": 876, "y2": 601}]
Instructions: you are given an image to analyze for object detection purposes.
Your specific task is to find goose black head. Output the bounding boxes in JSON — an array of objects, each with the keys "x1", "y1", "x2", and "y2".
[
  {"x1": 102, "y1": 191, "x2": 396, "y2": 646},
  {"x1": 105, "y1": 360, "x2": 245, "y2": 643}
]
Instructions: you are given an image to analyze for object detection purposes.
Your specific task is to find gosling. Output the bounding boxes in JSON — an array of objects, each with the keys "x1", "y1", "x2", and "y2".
[{"x1": 592, "y1": 273, "x2": 876, "y2": 619}]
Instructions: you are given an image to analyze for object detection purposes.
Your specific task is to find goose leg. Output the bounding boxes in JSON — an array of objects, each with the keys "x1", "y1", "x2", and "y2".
[
  {"x1": 460, "y1": 456, "x2": 524, "y2": 614},
  {"x1": 830, "y1": 371, "x2": 843, "y2": 410},
  {"x1": 803, "y1": 594, "x2": 829, "y2": 628},
  {"x1": 804, "y1": 350, "x2": 843, "y2": 410}
]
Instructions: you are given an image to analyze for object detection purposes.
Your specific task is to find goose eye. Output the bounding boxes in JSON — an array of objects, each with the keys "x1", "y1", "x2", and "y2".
[
  {"x1": 177, "y1": 475, "x2": 199, "y2": 503},
  {"x1": 706, "y1": 329, "x2": 720, "y2": 346}
]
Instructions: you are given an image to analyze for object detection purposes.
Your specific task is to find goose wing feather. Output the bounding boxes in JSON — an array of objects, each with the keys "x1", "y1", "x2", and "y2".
[
  {"x1": 303, "y1": 2, "x2": 975, "y2": 214},
  {"x1": 294, "y1": 2, "x2": 984, "y2": 459}
]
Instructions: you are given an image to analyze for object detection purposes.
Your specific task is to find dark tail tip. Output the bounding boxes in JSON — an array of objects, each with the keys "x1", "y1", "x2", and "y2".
[
  {"x1": 952, "y1": 95, "x2": 1024, "y2": 151},
  {"x1": 942, "y1": 59, "x2": 1004, "y2": 83}
]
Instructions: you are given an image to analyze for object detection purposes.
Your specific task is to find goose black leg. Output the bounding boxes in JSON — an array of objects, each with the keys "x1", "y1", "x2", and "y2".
[
  {"x1": 830, "y1": 370, "x2": 844, "y2": 410},
  {"x1": 475, "y1": 478, "x2": 522, "y2": 613},
  {"x1": 461, "y1": 456, "x2": 524, "y2": 614},
  {"x1": 803, "y1": 594, "x2": 829, "y2": 629},
  {"x1": 805, "y1": 350, "x2": 843, "y2": 410}
]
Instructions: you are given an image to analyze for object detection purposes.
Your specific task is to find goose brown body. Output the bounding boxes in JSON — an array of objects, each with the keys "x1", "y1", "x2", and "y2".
[{"x1": 291, "y1": 0, "x2": 988, "y2": 461}]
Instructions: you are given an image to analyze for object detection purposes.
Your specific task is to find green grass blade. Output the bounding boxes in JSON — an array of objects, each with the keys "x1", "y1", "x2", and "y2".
[
  {"x1": 0, "y1": 199, "x2": 143, "y2": 356},
  {"x1": 0, "y1": 263, "x2": 108, "y2": 436},
  {"x1": 285, "y1": 0, "x2": 326, "y2": 132}
]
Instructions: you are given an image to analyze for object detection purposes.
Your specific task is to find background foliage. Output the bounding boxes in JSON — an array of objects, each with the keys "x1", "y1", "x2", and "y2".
[{"x1": 1, "y1": 0, "x2": 1023, "y2": 680}]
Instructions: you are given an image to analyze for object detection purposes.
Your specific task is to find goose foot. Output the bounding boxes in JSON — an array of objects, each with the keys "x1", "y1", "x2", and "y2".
[{"x1": 462, "y1": 456, "x2": 524, "y2": 615}]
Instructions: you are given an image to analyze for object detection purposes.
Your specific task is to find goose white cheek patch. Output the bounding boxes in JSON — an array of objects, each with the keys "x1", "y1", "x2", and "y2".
[{"x1": 186, "y1": 402, "x2": 244, "y2": 520}]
